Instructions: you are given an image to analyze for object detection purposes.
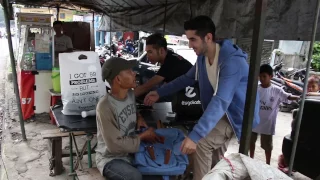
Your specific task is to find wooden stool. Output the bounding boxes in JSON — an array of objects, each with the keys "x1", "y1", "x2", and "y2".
[{"x1": 49, "y1": 89, "x2": 61, "y2": 125}]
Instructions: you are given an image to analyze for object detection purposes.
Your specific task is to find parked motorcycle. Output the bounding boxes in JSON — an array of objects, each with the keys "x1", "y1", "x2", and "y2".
[
  {"x1": 287, "y1": 68, "x2": 307, "y2": 82},
  {"x1": 120, "y1": 40, "x2": 139, "y2": 58},
  {"x1": 272, "y1": 61, "x2": 304, "y2": 90},
  {"x1": 273, "y1": 60, "x2": 312, "y2": 82},
  {"x1": 271, "y1": 61, "x2": 302, "y2": 112},
  {"x1": 96, "y1": 44, "x2": 113, "y2": 66}
]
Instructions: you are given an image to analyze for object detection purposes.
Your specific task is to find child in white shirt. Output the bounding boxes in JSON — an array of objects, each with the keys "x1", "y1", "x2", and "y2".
[{"x1": 250, "y1": 64, "x2": 299, "y2": 165}]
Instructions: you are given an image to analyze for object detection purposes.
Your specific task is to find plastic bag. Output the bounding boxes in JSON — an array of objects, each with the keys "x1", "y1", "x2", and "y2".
[
  {"x1": 59, "y1": 51, "x2": 106, "y2": 115},
  {"x1": 202, "y1": 153, "x2": 292, "y2": 180}
]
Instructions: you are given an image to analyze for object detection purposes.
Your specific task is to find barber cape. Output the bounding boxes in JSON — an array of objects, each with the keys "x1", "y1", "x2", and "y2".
[
  {"x1": 134, "y1": 128, "x2": 188, "y2": 178},
  {"x1": 202, "y1": 153, "x2": 292, "y2": 180}
]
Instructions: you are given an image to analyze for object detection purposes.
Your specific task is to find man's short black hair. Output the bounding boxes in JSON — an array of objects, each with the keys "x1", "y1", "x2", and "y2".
[
  {"x1": 184, "y1": 15, "x2": 216, "y2": 40},
  {"x1": 53, "y1": 21, "x2": 63, "y2": 26},
  {"x1": 260, "y1": 64, "x2": 273, "y2": 76},
  {"x1": 146, "y1": 33, "x2": 167, "y2": 50}
]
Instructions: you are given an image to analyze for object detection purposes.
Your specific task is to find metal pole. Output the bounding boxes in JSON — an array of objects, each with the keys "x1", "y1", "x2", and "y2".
[
  {"x1": 87, "y1": 133, "x2": 92, "y2": 168},
  {"x1": 69, "y1": 133, "x2": 75, "y2": 180},
  {"x1": 288, "y1": 0, "x2": 320, "y2": 175},
  {"x1": 138, "y1": 38, "x2": 141, "y2": 57},
  {"x1": 91, "y1": 12, "x2": 95, "y2": 51},
  {"x1": 239, "y1": 0, "x2": 267, "y2": 155},
  {"x1": 2, "y1": 0, "x2": 27, "y2": 141},
  {"x1": 162, "y1": 0, "x2": 168, "y2": 34},
  {"x1": 110, "y1": 16, "x2": 112, "y2": 46},
  {"x1": 56, "y1": 5, "x2": 60, "y2": 21}
]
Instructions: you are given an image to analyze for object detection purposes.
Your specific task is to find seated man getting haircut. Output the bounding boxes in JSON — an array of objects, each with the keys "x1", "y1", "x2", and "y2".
[
  {"x1": 134, "y1": 33, "x2": 193, "y2": 97},
  {"x1": 95, "y1": 57, "x2": 160, "y2": 180}
]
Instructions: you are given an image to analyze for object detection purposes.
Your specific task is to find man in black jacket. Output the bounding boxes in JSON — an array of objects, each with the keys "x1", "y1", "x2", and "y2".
[{"x1": 134, "y1": 33, "x2": 193, "y2": 97}]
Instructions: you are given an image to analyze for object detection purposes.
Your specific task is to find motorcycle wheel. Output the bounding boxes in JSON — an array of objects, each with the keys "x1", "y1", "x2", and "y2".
[
  {"x1": 279, "y1": 105, "x2": 284, "y2": 112},
  {"x1": 279, "y1": 103, "x2": 291, "y2": 112}
]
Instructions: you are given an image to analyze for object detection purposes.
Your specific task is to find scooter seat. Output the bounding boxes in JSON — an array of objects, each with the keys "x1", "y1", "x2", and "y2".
[
  {"x1": 290, "y1": 80, "x2": 303, "y2": 87},
  {"x1": 272, "y1": 77, "x2": 284, "y2": 84},
  {"x1": 282, "y1": 77, "x2": 303, "y2": 87}
]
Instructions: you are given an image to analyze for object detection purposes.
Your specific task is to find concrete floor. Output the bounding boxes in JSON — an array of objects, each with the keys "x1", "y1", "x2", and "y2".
[{"x1": 225, "y1": 112, "x2": 312, "y2": 180}]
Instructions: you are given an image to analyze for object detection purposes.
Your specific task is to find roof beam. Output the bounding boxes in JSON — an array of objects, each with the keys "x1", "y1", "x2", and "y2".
[
  {"x1": 99, "y1": 0, "x2": 111, "y2": 7},
  {"x1": 109, "y1": 0, "x2": 125, "y2": 8},
  {"x1": 155, "y1": 0, "x2": 165, "y2": 5},
  {"x1": 120, "y1": 0, "x2": 135, "y2": 8},
  {"x1": 129, "y1": 0, "x2": 141, "y2": 8},
  {"x1": 144, "y1": 0, "x2": 152, "y2": 6}
]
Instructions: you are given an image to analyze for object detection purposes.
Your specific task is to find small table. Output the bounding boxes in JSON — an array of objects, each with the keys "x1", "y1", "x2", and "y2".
[
  {"x1": 51, "y1": 102, "x2": 173, "y2": 179},
  {"x1": 52, "y1": 106, "x2": 96, "y2": 132}
]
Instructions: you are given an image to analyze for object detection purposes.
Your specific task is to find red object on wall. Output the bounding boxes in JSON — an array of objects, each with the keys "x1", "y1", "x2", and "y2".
[
  {"x1": 17, "y1": 70, "x2": 35, "y2": 120},
  {"x1": 123, "y1": 31, "x2": 135, "y2": 43}
]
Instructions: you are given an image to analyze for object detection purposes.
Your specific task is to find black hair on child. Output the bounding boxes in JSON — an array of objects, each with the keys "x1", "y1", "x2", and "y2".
[{"x1": 260, "y1": 64, "x2": 273, "y2": 76}]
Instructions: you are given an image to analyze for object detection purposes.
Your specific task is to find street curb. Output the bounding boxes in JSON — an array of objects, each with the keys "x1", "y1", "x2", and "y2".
[
  {"x1": 1, "y1": 56, "x2": 11, "y2": 180},
  {"x1": 1, "y1": 140, "x2": 10, "y2": 180}
]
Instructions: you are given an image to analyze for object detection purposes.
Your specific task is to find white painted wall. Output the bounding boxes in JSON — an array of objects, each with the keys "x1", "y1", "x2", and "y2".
[{"x1": 278, "y1": 40, "x2": 304, "y2": 55}]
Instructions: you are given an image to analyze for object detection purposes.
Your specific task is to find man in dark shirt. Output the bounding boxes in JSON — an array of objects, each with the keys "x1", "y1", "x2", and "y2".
[{"x1": 134, "y1": 33, "x2": 193, "y2": 97}]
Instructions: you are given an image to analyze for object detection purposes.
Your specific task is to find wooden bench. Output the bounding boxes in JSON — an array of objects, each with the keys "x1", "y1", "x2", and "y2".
[
  {"x1": 41, "y1": 129, "x2": 88, "y2": 176},
  {"x1": 76, "y1": 168, "x2": 106, "y2": 180}
]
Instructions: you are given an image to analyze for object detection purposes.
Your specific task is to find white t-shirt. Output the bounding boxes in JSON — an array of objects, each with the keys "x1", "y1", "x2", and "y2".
[
  {"x1": 205, "y1": 43, "x2": 230, "y2": 126},
  {"x1": 206, "y1": 44, "x2": 220, "y2": 89},
  {"x1": 54, "y1": 35, "x2": 73, "y2": 52},
  {"x1": 253, "y1": 84, "x2": 290, "y2": 135}
]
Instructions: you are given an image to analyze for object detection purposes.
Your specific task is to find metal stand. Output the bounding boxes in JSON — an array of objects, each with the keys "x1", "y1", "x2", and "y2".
[
  {"x1": 87, "y1": 133, "x2": 93, "y2": 168},
  {"x1": 68, "y1": 132, "x2": 94, "y2": 179},
  {"x1": 69, "y1": 133, "x2": 75, "y2": 180}
]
